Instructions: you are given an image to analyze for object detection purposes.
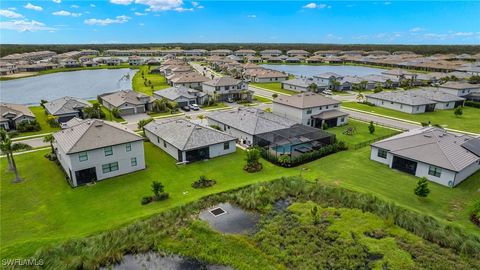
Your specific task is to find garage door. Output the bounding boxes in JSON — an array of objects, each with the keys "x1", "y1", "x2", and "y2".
[
  {"x1": 119, "y1": 108, "x2": 135, "y2": 115},
  {"x1": 136, "y1": 106, "x2": 145, "y2": 113}
]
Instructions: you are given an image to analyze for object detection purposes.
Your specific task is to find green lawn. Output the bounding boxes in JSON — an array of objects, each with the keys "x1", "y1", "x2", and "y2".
[
  {"x1": 328, "y1": 119, "x2": 399, "y2": 147},
  {"x1": 250, "y1": 82, "x2": 297, "y2": 95},
  {"x1": 1, "y1": 142, "x2": 479, "y2": 258},
  {"x1": 343, "y1": 102, "x2": 480, "y2": 133},
  {"x1": 132, "y1": 65, "x2": 170, "y2": 96},
  {"x1": 253, "y1": 95, "x2": 272, "y2": 103}
]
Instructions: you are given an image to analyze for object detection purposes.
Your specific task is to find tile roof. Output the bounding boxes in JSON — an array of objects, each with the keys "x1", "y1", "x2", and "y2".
[
  {"x1": 154, "y1": 86, "x2": 205, "y2": 101},
  {"x1": 372, "y1": 127, "x2": 479, "y2": 172},
  {"x1": 53, "y1": 119, "x2": 143, "y2": 154},
  {"x1": 0, "y1": 103, "x2": 35, "y2": 122},
  {"x1": 273, "y1": 93, "x2": 340, "y2": 108},
  {"x1": 207, "y1": 107, "x2": 297, "y2": 135},
  {"x1": 44, "y1": 96, "x2": 92, "y2": 115},
  {"x1": 203, "y1": 76, "x2": 242, "y2": 87},
  {"x1": 144, "y1": 119, "x2": 235, "y2": 151},
  {"x1": 100, "y1": 90, "x2": 153, "y2": 107},
  {"x1": 366, "y1": 91, "x2": 437, "y2": 106}
]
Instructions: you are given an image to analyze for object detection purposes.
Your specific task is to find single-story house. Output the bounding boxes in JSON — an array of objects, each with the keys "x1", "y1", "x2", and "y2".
[
  {"x1": 312, "y1": 72, "x2": 343, "y2": 88},
  {"x1": 144, "y1": 119, "x2": 236, "y2": 162},
  {"x1": 281, "y1": 78, "x2": 313, "y2": 92},
  {"x1": 0, "y1": 103, "x2": 36, "y2": 130},
  {"x1": 207, "y1": 107, "x2": 297, "y2": 146},
  {"x1": 235, "y1": 49, "x2": 256, "y2": 57},
  {"x1": 272, "y1": 93, "x2": 348, "y2": 128},
  {"x1": 260, "y1": 50, "x2": 282, "y2": 58},
  {"x1": 202, "y1": 76, "x2": 252, "y2": 102},
  {"x1": 128, "y1": 56, "x2": 145, "y2": 66},
  {"x1": 413, "y1": 88, "x2": 465, "y2": 109},
  {"x1": 44, "y1": 96, "x2": 92, "y2": 123},
  {"x1": 60, "y1": 58, "x2": 80, "y2": 68},
  {"x1": 370, "y1": 127, "x2": 480, "y2": 187},
  {"x1": 53, "y1": 119, "x2": 145, "y2": 187},
  {"x1": 153, "y1": 86, "x2": 208, "y2": 107},
  {"x1": 244, "y1": 69, "x2": 289, "y2": 83},
  {"x1": 286, "y1": 50, "x2": 310, "y2": 57},
  {"x1": 437, "y1": 81, "x2": 480, "y2": 97},
  {"x1": 100, "y1": 90, "x2": 155, "y2": 115},
  {"x1": 366, "y1": 91, "x2": 437, "y2": 114}
]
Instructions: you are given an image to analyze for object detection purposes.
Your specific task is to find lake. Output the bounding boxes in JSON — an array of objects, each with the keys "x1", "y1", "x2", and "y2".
[
  {"x1": 261, "y1": 64, "x2": 387, "y2": 77},
  {"x1": 0, "y1": 68, "x2": 136, "y2": 105}
]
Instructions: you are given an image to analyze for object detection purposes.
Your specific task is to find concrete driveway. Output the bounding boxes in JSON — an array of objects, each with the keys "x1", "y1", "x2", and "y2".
[{"x1": 121, "y1": 113, "x2": 150, "y2": 123}]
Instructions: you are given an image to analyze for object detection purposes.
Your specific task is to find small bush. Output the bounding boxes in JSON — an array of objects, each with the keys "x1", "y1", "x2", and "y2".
[
  {"x1": 192, "y1": 175, "x2": 216, "y2": 189},
  {"x1": 16, "y1": 120, "x2": 41, "y2": 132},
  {"x1": 465, "y1": 101, "x2": 480, "y2": 108},
  {"x1": 141, "y1": 196, "x2": 153, "y2": 205}
]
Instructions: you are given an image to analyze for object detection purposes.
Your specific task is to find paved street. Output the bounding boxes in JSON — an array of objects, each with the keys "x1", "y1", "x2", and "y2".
[{"x1": 342, "y1": 108, "x2": 420, "y2": 130}]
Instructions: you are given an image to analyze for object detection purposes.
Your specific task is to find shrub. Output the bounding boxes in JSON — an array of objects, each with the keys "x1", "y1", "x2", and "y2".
[
  {"x1": 454, "y1": 106, "x2": 463, "y2": 117},
  {"x1": 141, "y1": 196, "x2": 153, "y2": 205},
  {"x1": 16, "y1": 120, "x2": 41, "y2": 132},
  {"x1": 261, "y1": 142, "x2": 347, "y2": 167},
  {"x1": 414, "y1": 177, "x2": 430, "y2": 198},
  {"x1": 209, "y1": 124, "x2": 222, "y2": 131},
  {"x1": 244, "y1": 147, "x2": 262, "y2": 172},
  {"x1": 464, "y1": 101, "x2": 480, "y2": 108},
  {"x1": 46, "y1": 115, "x2": 60, "y2": 128},
  {"x1": 368, "y1": 121, "x2": 375, "y2": 134},
  {"x1": 192, "y1": 175, "x2": 216, "y2": 189}
]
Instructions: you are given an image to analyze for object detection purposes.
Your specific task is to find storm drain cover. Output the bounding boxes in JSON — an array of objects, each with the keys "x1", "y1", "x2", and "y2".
[{"x1": 209, "y1": 207, "x2": 227, "y2": 217}]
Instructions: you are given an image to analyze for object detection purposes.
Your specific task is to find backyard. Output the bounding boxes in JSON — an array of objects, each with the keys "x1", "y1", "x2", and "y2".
[
  {"x1": 342, "y1": 102, "x2": 480, "y2": 133},
  {"x1": 250, "y1": 82, "x2": 297, "y2": 95},
  {"x1": 15, "y1": 106, "x2": 60, "y2": 137},
  {"x1": 1, "y1": 142, "x2": 479, "y2": 259},
  {"x1": 327, "y1": 119, "x2": 400, "y2": 147},
  {"x1": 132, "y1": 65, "x2": 170, "y2": 96}
]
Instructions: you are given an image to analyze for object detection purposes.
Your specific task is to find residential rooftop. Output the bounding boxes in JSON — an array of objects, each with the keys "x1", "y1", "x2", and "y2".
[{"x1": 273, "y1": 93, "x2": 340, "y2": 108}]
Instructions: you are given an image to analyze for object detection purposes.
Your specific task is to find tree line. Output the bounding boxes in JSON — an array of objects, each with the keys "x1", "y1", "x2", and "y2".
[{"x1": 2, "y1": 43, "x2": 480, "y2": 57}]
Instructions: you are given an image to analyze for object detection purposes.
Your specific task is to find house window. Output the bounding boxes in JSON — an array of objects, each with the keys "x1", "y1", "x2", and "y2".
[
  {"x1": 428, "y1": 165, "x2": 442, "y2": 177},
  {"x1": 163, "y1": 139, "x2": 167, "y2": 148},
  {"x1": 340, "y1": 117, "x2": 345, "y2": 122},
  {"x1": 334, "y1": 104, "x2": 339, "y2": 108},
  {"x1": 377, "y1": 149, "x2": 388, "y2": 159},
  {"x1": 224, "y1": 142, "x2": 230, "y2": 150},
  {"x1": 306, "y1": 108, "x2": 312, "y2": 114},
  {"x1": 102, "y1": 162, "x2": 119, "y2": 173},
  {"x1": 445, "y1": 103, "x2": 449, "y2": 107},
  {"x1": 78, "y1": 152, "x2": 88, "y2": 162},
  {"x1": 104, "y1": 146, "x2": 113, "y2": 156},
  {"x1": 126, "y1": 143, "x2": 132, "y2": 152},
  {"x1": 131, "y1": 157, "x2": 137, "y2": 166}
]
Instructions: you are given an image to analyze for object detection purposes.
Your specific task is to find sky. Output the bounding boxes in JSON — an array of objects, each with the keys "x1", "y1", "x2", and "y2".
[{"x1": 0, "y1": 0, "x2": 479, "y2": 44}]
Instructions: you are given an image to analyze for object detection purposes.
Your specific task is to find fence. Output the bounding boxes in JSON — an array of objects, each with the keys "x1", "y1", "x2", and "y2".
[{"x1": 351, "y1": 132, "x2": 401, "y2": 150}]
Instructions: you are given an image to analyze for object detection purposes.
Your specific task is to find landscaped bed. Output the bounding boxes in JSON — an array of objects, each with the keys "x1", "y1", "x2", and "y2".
[
  {"x1": 342, "y1": 101, "x2": 480, "y2": 133},
  {"x1": 26, "y1": 178, "x2": 480, "y2": 269},
  {"x1": 1, "y1": 143, "x2": 480, "y2": 259}
]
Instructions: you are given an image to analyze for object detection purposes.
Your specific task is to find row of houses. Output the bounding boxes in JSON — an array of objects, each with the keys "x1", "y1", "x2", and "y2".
[{"x1": 365, "y1": 82, "x2": 480, "y2": 114}]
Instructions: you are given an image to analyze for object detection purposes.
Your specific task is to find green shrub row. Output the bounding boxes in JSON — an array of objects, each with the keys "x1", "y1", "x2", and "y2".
[
  {"x1": 465, "y1": 100, "x2": 480, "y2": 108},
  {"x1": 260, "y1": 142, "x2": 347, "y2": 167}
]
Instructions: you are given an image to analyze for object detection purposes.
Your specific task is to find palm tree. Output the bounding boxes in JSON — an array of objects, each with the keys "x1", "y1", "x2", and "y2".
[
  {"x1": 308, "y1": 83, "x2": 318, "y2": 92},
  {"x1": 385, "y1": 79, "x2": 393, "y2": 89},
  {"x1": 43, "y1": 134, "x2": 55, "y2": 154},
  {"x1": 0, "y1": 134, "x2": 22, "y2": 183},
  {"x1": 0, "y1": 130, "x2": 13, "y2": 171},
  {"x1": 111, "y1": 108, "x2": 120, "y2": 119}
]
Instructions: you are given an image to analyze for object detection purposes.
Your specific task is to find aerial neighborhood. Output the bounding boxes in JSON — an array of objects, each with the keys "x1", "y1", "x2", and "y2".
[{"x1": 1, "y1": 44, "x2": 479, "y2": 268}]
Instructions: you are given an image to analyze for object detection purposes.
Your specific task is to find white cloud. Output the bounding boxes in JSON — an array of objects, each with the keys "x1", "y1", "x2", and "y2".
[
  {"x1": 410, "y1": 27, "x2": 425, "y2": 32},
  {"x1": 90, "y1": 4, "x2": 96, "y2": 7},
  {"x1": 303, "y1": 3, "x2": 330, "y2": 9},
  {"x1": 24, "y1": 3, "x2": 43, "y2": 11},
  {"x1": 174, "y1": 7, "x2": 193, "y2": 12},
  {"x1": 384, "y1": 1, "x2": 392, "y2": 5},
  {"x1": 134, "y1": 11, "x2": 146, "y2": 16},
  {"x1": 191, "y1": 1, "x2": 199, "y2": 7},
  {"x1": 8, "y1": 7, "x2": 17, "y2": 10},
  {"x1": 247, "y1": 14, "x2": 256, "y2": 18},
  {"x1": 110, "y1": 0, "x2": 133, "y2": 5},
  {"x1": 84, "y1": 15, "x2": 130, "y2": 26},
  {"x1": 52, "y1": 0, "x2": 61, "y2": 3},
  {"x1": 0, "y1": 9, "x2": 24, "y2": 18},
  {"x1": 71, "y1": 4, "x2": 80, "y2": 8},
  {"x1": 0, "y1": 19, "x2": 55, "y2": 32},
  {"x1": 453, "y1": 32, "x2": 474, "y2": 37},
  {"x1": 52, "y1": 10, "x2": 82, "y2": 17},
  {"x1": 135, "y1": 0, "x2": 184, "y2": 11}
]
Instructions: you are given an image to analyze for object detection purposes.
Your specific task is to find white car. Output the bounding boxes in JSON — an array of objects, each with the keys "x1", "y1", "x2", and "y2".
[{"x1": 189, "y1": 104, "x2": 200, "y2": 110}]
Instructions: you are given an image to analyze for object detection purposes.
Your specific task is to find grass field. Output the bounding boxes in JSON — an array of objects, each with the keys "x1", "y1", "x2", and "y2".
[
  {"x1": 343, "y1": 102, "x2": 480, "y2": 133},
  {"x1": 132, "y1": 66, "x2": 170, "y2": 96},
  {"x1": 1, "y1": 142, "x2": 479, "y2": 259},
  {"x1": 250, "y1": 82, "x2": 297, "y2": 95},
  {"x1": 253, "y1": 95, "x2": 272, "y2": 103},
  {"x1": 327, "y1": 119, "x2": 400, "y2": 147}
]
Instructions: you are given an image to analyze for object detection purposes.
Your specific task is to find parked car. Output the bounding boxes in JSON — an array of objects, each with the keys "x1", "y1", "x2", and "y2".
[
  {"x1": 189, "y1": 104, "x2": 200, "y2": 111},
  {"x1": 182, "y1": 105, "x2": 191, "y2": 111}
]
